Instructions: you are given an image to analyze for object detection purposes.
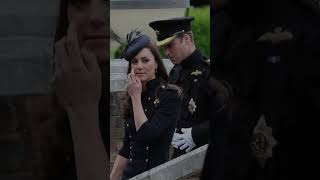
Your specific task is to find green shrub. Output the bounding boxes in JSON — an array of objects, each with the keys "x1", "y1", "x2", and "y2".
[
  {"x1": 113, "y1": 44, "x2": 126, "y2": 59},
  {"x1": 188, "y1": 5, "x2": 210, "y2": 58}
]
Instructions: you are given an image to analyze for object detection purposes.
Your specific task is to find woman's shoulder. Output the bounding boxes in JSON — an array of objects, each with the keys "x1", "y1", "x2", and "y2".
[{"x1": 157, "y1": 82, "x2": 182, "y2": 98}]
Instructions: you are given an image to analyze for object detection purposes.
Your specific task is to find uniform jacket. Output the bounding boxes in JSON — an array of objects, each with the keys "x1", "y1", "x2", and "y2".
[
  {"x1": 118, "y1": 78, "x2": 181, "y2": 179},
  {"x1": 170, "y1": 49, "x2": 213, "y2": 157},
  {"x1": 202, "y1": 1, "x2": 320, "y2": 179}
]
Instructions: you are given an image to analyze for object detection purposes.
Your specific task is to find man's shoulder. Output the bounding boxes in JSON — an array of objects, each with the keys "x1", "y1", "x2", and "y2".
[{"x1": 188, "y1": 61, "x2": 210, "y2": 79}]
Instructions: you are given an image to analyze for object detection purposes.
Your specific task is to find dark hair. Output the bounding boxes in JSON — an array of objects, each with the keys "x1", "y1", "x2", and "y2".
[
  {"x1": 122, "y1": 42, "x2": 171, "y2": 119},
  {"x1": 175, "y1": 31, "x2": 194, "y2": 43}
]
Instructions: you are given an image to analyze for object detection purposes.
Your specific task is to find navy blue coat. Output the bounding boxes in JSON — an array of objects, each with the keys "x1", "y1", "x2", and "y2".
[{"x1": 118, "y1": 78, "x2": 181, "y2": 179}]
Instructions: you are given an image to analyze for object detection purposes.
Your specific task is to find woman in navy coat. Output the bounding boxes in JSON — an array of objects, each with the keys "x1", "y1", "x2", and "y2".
[{"x1": 110, "y1": 31, "x2": 182, "y2": 180}]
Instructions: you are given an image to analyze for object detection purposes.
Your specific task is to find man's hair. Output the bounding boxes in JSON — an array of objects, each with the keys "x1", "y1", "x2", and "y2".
[{"x1": 176, "y1": 31, "x2": 195, "y2": 44}]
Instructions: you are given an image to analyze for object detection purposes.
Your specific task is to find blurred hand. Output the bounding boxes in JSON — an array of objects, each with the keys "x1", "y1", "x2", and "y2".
[
  {"x1": 53, "y1": 23, "x2": 101, "y2": 113},
  {"x1": 172, "y1": 128, "x2": 196, "y2": 153},
  {"x1": 127, "y1": 68, "x2": 142, "y2": 98},
  {"x1": 171, "y1": 131, "x2": 183, "y2": 149}
]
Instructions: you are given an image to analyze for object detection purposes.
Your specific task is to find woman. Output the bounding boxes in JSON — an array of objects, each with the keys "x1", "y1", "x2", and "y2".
[
  {"x1": 0, "y1": 0, "x2": 107, "y2": 180},
  {"x1": 110, "y1": 31, "x2": 182, "y2": 180},
  {"x1": 53, "y1": 0, "x2": 109, "y2": 180}
]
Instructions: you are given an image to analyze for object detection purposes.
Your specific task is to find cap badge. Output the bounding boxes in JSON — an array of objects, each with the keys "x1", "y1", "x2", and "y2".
[{"x1": 155, "y1": 30, "x2": 160, "y2": 36}]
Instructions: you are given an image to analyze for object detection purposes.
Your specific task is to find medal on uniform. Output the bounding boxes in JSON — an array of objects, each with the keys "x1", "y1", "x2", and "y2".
[
  {"x1": 250, "y1": 114, "x2": 277, "y2": 168},
  {"x1": 257, "y1": 27, "x2": 293, "y2": 44},
  {"x1": 190, "y1": 69, "x2": 202, "y2": 76},
  {"x1": 188, "y1": 98, "x2": 196, "y2": 114},
  {"x1": 153, "y1": 97, "x2": 160, "y2": 106}
]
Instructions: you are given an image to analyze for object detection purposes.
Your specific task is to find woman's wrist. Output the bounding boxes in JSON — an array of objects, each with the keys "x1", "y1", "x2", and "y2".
[
  {"x1": 67, "y1": 103, "x2": 98, "y2": 115},
  {"x1": 130, "y1": 94, "x2": 141, "y2": 101},
  {"x1": 67, "y1": 103, "x2": 100, "y2": 128}
]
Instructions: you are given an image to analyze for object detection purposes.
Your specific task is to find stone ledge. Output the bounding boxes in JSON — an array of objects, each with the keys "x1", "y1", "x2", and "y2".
[{"x1": 129, "y1": 144, "x2": 208, "y2": 180}]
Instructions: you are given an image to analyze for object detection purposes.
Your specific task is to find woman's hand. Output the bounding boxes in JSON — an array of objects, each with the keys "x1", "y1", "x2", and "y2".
[
  {"x1": 53, "y1": 23, "x2": 101, "y2": 113},
  {"x1": 127, "y1": 68, "x2": 142, "y2": 98}
]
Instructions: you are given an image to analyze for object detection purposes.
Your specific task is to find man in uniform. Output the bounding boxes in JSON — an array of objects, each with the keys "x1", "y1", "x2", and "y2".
[
  {"x1": 202, "y1": 0, "x2": 320, "y2": 179},
  {"x1": 149, "y1": 17, "x2": 215, "y2": 158}
]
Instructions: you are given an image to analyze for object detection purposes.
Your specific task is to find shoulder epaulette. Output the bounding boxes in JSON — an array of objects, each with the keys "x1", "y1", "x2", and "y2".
[
  {"x1": 203, "y1": 58, "x2": 210, "y2": 66},
  {"x1": 163, "y1": 84, "x2": 182, "y2": 97}
]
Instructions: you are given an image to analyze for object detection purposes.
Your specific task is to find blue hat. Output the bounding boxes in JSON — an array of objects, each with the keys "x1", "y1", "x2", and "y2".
[
  {"x1": 121, "y1": 30, "x2": 150, "y2": 61},
  {"x1": 149, "y1": 16, "x2": 194, "y2": 46}
]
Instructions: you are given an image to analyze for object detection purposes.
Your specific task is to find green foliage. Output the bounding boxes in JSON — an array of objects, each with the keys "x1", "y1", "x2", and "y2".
[
  {"x1": 188, "y1": 5, "x2": 210, "y2": 57},
  {"x1": 113, "y1": 44, "x2": 126, "y2": 59}
]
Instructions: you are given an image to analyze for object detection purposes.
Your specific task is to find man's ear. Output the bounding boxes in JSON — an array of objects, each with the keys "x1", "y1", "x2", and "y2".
[
  {"x1": 183, "y1": 33, "x2": 189, "y2": 41},
  {"x1": 183, "y1": 33, "x2": 192, "y2": 43}
]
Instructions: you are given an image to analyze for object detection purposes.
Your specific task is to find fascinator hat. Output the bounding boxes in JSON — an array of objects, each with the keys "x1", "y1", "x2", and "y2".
[{"x1": 121, "y1": 30, "x2": 151, "y2": 61}]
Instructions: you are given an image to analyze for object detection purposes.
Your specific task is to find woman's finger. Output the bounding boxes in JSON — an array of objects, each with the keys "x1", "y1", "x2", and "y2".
[
  {"x1": 54, "y1": 37, "x2": 68, "y2": 74},
  {"x1": 136, "y1": 77, "x2": 141, "y2": 86},
  {"x1": 81, "y1": 47, "x2": 100, "y2": 74},
  {"x1": 130, "y1": 68, "x2": 135, "y2": 82},
  {"x1": 131, "y1": 68, "x2": 138, "y2": 84},
  {"x1": 127, "y1": 73, "x2": 132, "y2": 84},
  {"x1": 66, "y1": 22, "x2": 85, "y2": 69},
  {"x1": 129, "y1": 72, "x2": 135, "y2": 84}
]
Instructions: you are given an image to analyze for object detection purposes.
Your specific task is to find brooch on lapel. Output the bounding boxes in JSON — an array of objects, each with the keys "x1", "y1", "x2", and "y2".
[
  {"x1": 250, "y1": 114, "x2": 277, "y2": 168},
  {"x1": 188, "y1": 98, "x2": 197, "y2": 114},
  {"x1": 257, "y1": 27, "x2": 293, "y2": 44},
  {"x1": 153, "y1": 97, "x2": 160, "y2": 106},
  {"x1": 190, "y1": 70, "x2": 202, "y2": 76}
]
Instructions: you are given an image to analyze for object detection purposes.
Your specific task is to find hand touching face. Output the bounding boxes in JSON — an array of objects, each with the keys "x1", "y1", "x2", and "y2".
[
  {"x1": 127, "y1": 68, "x2": 142, "y2": 98},
  {"x1": 67, "y1": 0, "x2": 109, "y2": 65},
  {"x1": 54, "y1": 22, "x2": 101, "y2": 112},
  {"x1": 130, "y1": 48, "x2": 158, "y2": 83}
]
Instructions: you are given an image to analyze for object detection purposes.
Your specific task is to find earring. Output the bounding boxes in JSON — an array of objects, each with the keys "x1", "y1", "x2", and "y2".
[{"x1": 155, "y1": 68, "x2": 158, "y2": 74}]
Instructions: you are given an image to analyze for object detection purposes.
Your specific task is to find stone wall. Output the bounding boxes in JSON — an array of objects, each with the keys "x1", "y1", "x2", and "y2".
[
  {"x1": 128, "y1": 145, "x2": 208, "y2": 180},
  {"x1": 110, "y1": 91, "x2": 126, "y2": 167}
]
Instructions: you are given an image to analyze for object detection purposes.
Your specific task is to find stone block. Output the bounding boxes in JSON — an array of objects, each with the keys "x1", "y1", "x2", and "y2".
[{"x1": 129, "y1": 144, "x2": 208, "y2": 180}]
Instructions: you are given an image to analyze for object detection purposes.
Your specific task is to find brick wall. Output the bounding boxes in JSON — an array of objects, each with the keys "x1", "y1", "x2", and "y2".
[{"x1": 110, "y1": 91, "x2": 126, "y2": 168}]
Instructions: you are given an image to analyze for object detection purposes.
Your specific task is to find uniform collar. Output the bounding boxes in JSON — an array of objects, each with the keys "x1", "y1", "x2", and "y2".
[
  {"x1": 180, "y1": 49, "x2": 203, "y2": 69},
  {"x1": 144, "y1": 77, "x2": 161, "y2": 94}
]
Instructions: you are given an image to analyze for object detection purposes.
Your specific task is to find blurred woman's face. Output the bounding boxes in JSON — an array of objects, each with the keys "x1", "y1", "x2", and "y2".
[
  {"x1": 131, "y1": 48, "x2": 158, "y2": 84},
  {"x1": 67, "y1": 0, "x2": 108, "y2": 65}
]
